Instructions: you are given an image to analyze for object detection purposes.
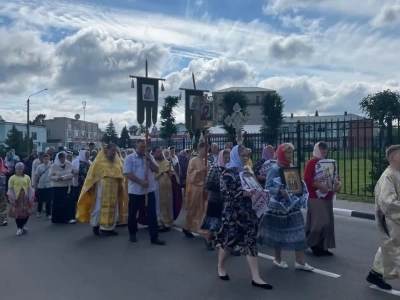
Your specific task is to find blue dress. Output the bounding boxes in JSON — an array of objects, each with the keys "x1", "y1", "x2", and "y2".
[
  {"x1": 259, "y1": 163, "x2": 308, "y2": 251},
  {"x1": 215, "y1": 168, "x2": 259, "y2": 256}
]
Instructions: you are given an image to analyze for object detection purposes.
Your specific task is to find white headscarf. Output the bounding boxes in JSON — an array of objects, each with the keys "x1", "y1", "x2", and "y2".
[
  {"x1": 72, "y1": 150, "x2": 88, "y2": 169},
  {"x1": 54, "y1": 151, "x2": 67, "y2": 166}
]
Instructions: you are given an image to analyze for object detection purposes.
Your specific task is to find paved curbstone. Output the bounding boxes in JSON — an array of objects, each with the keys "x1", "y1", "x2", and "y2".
[{"x1": 333, "y1": 208, "x2": 375, "y2": 221}]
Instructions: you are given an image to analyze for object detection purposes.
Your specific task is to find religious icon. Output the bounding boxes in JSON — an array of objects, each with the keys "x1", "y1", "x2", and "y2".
[
  {"x1": 241, "y1": 171, "x2": 263, "y2": 190},
  {"x1": 142, "y1": 84, "x2": 154, "y2": 101},
  {"x1": 279, "y1": 167, "x2": 303, "y2": 195},
  {"x1": 319, "y1": 159, "x2": 336, "y2": 190},
  {"x1": 199, "y1": 103, "x2": 213, "y2": 120},
  {"x1": 189, "y1": 95, "x2": 196, "y2": 110}
]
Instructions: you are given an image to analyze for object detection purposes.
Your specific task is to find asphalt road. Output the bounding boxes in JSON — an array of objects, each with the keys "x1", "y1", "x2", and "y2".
[{"x1": 1, "y1": 209, "x2": 399, "y2": 300}]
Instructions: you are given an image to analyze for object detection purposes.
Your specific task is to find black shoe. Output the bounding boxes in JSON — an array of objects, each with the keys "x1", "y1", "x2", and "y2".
[
  {"x1": 182, "y1": 228, "x2": 194, "y2": 238},
  {"x1": 93, "y1": 226, "x2": 100, "y2": 236},
  {"x1": 130, "y1": 235, "x2": 137, "y2": 242},
  {"x1": 311, "y1": 246, "x2": 323, "y2": 257},
  {"x1": 1, "y1": 221, "x2": 8, "y2": 226},
  {"x1": 217, "y1": 268, "x2": 229, "y2": 281},
  {"x1": 366, "y1": 271, "x2": 392, "y2": 290},
  {"x1": 205, "y1": 239, "x2": 214, "y2": 251},
  {"x1": 159, "y1": 226, "x2": 170, "y2": 232},
  {"x1": 151, "y1": 238, "x2": 166, "y2": 245},
  {"x1": 230, "y1": 250, "x2": 241, "y2": 256},
  {"x1": 252, "y1": 280, "x2": 273, "y2": 290},
  {"x1": 100, "y1": 230, "x2": 118, "y2": 236},
  {"x1": 322, "y1": 250, "x2": 334, "y2": 256}
]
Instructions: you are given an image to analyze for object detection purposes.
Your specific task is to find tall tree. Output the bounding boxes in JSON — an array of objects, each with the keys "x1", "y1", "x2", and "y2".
[
  {"x1": 359, "y1": 89, "x2": 400, "y2": 126},
  {"x1": 118, "y1": 125, "x2": 131, "y2": 148},
  {"x1": 159, "y1": 96, "x2": 179, "y2": 144},
  {"x1": 220, "y1": 91, "x2": 249, "y2": 143},
  {"x1": 29, "y1": 113, "x2": 47, "y2": 125},
  {"x1": 260, "y1": 92, "x2": 285, "y2": 145},
  {"x1": 5, "y1": 126, "x2": 24, "y2": 154},
  {"x1": 128, "y1": 125, "x2": 139, "y2": 135},
  {"x1": 102, "y1": 119, "x2": 118, "y2": 144},
  {"x1": 128, "y1": 124, "x2": 146, "y2": 136},
  {"x1": 359, "y1": 89, "x2": 400, "y2": 193},
  {"x1": 315, "y1": 110, "x2": 319, "y2": 116}
]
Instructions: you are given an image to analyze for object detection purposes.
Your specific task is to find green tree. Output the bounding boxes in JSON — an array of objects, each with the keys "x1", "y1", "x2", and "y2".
[
  {"x1": 315, "y1": 110, "x2": 319, "y2": 116},
  {"x1": 118, "y1": 125, "x2": 131, "y2": 148},
  {"x1": 359, "y1": 90, "x2": 400, "y2": 193},
  {"x1": 159, "y1": 96, "x2": 179, "y2": 144},
  {"x1": 29, "y1": 113, "x2": 47, "y2": 125},
  {"x1": 102, "y1": 119, "x2": 118, "y2": 144},
  {"x1": 220, "y1": 91, "x2": 249, "y2": 143},
  {"x1": 5, "y1": 125, "x2": 24, "y2": 154},
  {"x1": 260, "y1": 92, "x2": 285, "y2": 145},
  {"x1": 129, "y1": 124, "x2": 147, "y2": 136},
  {"x1": 23, "y1": 135, "x2": 34, "y2": 153}
]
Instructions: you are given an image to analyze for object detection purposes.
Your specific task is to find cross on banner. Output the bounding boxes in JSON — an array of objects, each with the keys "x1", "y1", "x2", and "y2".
[{"x1": 224, "y1": 103, "x2": 248, "y2": 144}]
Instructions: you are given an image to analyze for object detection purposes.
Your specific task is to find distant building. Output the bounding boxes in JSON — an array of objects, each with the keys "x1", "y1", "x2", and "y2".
[
  {"x1": 44, "y1": 117, "x2": 102, "y2": 150},
  {"x1": 212, "y1": 86, "x2": 276, "y2": 125},
  {"x1": 0, "y1": 116, "x2": 47, "y2": 151}
]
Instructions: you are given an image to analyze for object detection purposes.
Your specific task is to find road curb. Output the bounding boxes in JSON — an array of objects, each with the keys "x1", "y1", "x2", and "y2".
[{"x1": 333, "y1": 208, "x2": 375, "y2": 221}]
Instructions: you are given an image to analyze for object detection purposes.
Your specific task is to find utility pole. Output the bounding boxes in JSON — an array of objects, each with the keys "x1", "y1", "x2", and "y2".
[
  {"x1": 26, "y1": 88, "x2": 48, "y2": 153},
  {"x1": 82, "y1": 101, "x2": 87, "y2": 146}
]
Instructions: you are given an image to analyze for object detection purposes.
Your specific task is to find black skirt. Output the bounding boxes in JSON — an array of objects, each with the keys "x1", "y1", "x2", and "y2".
[{"x1": 51, "y1": 187, "x2": 74, "y2": 223}]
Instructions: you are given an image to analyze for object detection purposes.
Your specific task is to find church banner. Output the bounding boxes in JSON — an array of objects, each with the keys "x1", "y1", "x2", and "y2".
[
  {"x1": 136, "y1": 77, "x2": 159, "y2": 128},
  {"x1": 185, "y1": 89, "x2": 205, "y2": 135}
]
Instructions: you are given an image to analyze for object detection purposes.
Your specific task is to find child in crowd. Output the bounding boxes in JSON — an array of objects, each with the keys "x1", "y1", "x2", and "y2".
[{"x1": 7, "y1": 162, "x2": 35, "y2": 236}]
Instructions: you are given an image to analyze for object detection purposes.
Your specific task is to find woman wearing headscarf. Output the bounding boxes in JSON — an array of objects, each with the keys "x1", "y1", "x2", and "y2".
[
  {"x1": 31, "y1": 152, "x2": 44, "y2": 184},
  {"x1": 253, "y1": 145, "x2": 275, "y2": 186},
  {"x1": 0, "y1": 158, "x2": 9, "y2": 226},
  {"x1": 71, "y1": 150, "x2": 91, "y2": 210},
  {"x1": 215, "y1": 145, "x2": 272, "y2": 290},
  {"x1": 263, "y1": 143, "x2": 313, "y2": 271},
  {"x1": 304, "y1": 142, "x2": 341, "y2": 256},
  {"x1": 7, "y1": 162, "x2": 34, "y2": 236},
  {"x1": 201, "y1": 149, "x2": 231, "y2": 251},
  {"x1": 49, "y1": 152, "x2": 77, "y2": 224}
]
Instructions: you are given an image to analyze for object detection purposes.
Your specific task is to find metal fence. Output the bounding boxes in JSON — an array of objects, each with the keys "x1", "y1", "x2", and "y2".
[{"x1": 149, "y1": 117, "x2": 400, "y2": 199}]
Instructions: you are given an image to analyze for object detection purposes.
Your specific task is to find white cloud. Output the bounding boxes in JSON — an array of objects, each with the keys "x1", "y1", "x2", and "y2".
[
  {"x1": 371, "y1": 4, "x2": 400, "y2": 27},
  {"x1": 258, "y1": 76, "x2": 399, "y2": 115}
]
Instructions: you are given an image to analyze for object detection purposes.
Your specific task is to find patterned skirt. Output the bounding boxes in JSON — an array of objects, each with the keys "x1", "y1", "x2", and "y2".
[
  {"x1": 8, "y1": 190, "x2": 32, "y2": 219},
  {"x1": 201, "y1": 201, "x2": 223, "y2": 233},
  {"x1": 258, "y1": 208, "x2": 307, "y2": 251}
]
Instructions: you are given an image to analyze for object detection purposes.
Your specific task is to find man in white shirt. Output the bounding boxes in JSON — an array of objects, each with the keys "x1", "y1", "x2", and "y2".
[{"x1": 123, "y1": 140, "x2": 166, "y2": 246}]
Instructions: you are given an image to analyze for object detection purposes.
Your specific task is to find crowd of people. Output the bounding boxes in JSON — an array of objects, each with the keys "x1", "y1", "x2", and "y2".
[{"x1": 0, "y1": 139, "x2": 398, "y2": 292}]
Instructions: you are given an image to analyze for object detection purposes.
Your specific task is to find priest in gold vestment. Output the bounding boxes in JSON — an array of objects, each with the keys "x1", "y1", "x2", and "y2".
[
  {"x1": 76, "y1": 143, "x2": 126, "y2": 236},
  {"x1": 367, "y1": 145, "x2": 400, "y2": 291},
  {"x1": 152, "y1": 147, "x2": 179, "y2": 231},
  {"x1": 182, "y1": 141, "x2": 210, "y2": 237}
]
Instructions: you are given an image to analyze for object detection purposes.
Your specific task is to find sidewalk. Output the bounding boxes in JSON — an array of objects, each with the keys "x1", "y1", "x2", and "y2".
[{"x1": 333, "y1": 199, "x2": 375, "y2": 220}]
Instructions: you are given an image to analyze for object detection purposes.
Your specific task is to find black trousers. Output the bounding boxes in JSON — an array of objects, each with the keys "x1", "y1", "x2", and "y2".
[
  {"x1": 15, "y1": 217, "x2": 29, "y2": 229},
  {"x1": 128, "y1": 192, "x2": 158, "y2": 239},
  {"x1": 37, "y1": 188, "x2": 52, "y2": 216}
]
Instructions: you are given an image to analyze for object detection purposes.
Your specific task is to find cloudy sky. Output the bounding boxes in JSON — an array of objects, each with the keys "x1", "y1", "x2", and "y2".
[{"x1": 1, "y1": 0, "x2": 399, "y2": 132}]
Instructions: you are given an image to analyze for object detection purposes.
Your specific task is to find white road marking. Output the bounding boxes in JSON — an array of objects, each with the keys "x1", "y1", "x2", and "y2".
[
  {"x1": 171, "y1": 226, "x2": 341, "y2": 278},
  {"x1": 370, "y1": 285, "x2": 400, "y2": 296}
]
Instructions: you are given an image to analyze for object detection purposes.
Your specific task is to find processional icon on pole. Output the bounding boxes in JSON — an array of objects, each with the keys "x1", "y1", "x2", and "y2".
[{"x1": 224, "y1": 103, "x2": 248, "y2": 145}]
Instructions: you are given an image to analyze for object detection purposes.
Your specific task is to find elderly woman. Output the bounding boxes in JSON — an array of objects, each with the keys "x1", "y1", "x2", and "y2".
[
  {"x1": 253, "y1": 145, "x2": 275, "y2": 186},
  {"x1": 215, "y1": 145, "x2": 272, "y2": 290},
  {"x1": 201, "y1": 149, "x2": 231, "y2": 251},
  {"x1": 49, "y1": 152, "x2": 77, "y2": 224},
  {"x1": 263, "y1": 143, "x2": 313, "y2": 271},
  {"x1": 304, "y1": 142, "x2": 341, "y2": 256}
]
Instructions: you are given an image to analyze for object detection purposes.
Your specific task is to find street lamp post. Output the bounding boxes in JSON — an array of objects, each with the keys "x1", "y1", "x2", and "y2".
[
  {"x1": 82, "y1": 101, "x2": 87, "y2": 146},
  {"x1": 27, "y1": 88, "x2": 48, "y2": 153}
]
